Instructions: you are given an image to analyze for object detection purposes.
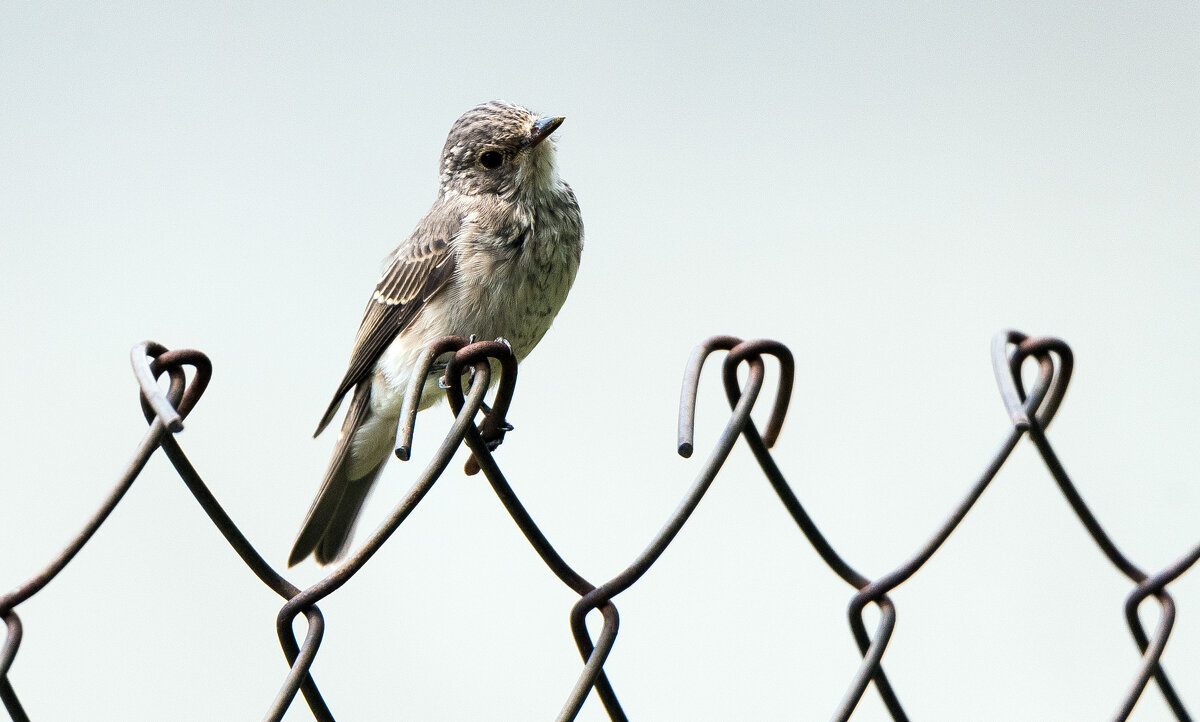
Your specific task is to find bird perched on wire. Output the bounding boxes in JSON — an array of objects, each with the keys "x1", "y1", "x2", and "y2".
[{"x1": 288, "y1": 101, "x2": 583, "y2": 567}]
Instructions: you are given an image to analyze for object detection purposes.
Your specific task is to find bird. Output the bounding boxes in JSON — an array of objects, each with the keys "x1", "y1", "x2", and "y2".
[{"x1": 288, "y1": 101, "x2": 583, "y2": 567}]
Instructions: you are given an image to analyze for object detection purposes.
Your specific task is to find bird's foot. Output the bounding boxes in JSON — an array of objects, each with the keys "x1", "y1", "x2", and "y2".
[
  {"x1": 484, "y1": 427, "x2": 512, "y2": 452},
  {"x1": 464, "y1": 416, "x2": 513, "y2": 476}
]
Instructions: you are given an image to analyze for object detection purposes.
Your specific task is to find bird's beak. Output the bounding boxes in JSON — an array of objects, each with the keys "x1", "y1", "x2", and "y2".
[{"x1": 528, "y1": 116, "x2": 565, "y2": 147}]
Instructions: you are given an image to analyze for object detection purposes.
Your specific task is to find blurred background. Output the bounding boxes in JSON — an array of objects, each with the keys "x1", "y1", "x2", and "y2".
[{"x1": 1, "y1": 2, "x2": 1197, "y2": 719}]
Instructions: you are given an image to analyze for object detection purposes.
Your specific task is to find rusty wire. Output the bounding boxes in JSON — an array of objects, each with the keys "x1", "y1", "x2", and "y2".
[{"x1": 1, "y1": 330, "x2": 1197, "y2": 721}]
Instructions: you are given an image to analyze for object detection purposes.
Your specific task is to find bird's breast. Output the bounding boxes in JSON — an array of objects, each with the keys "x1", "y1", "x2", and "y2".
[
  {"x1": 453, "y1": 201, "x2": 581, "y2": 356},
  {"x1": 375, "y1": 189, "x2": 582, "y2": 408}
]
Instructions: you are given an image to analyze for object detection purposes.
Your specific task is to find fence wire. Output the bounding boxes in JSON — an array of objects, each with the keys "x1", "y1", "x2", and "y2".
[{"x1": 1, "y1": 330, "x2": 1197, "y2": 721}]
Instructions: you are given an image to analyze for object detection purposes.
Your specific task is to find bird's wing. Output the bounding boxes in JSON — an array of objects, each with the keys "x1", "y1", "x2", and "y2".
[{"x1": 314, "y1": 213, "x2": 460, "y2": 437}]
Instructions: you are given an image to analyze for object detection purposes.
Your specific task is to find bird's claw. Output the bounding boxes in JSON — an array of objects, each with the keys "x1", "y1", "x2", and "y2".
[
  {"x1": 465, "y1": 429, "x2": 507, "y2": 476},
  {"x1": 482, "y1": 419, "x2": 511, "y2": 452}
]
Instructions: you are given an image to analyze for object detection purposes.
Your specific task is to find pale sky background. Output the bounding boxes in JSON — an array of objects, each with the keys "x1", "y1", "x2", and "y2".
[{"x1": 1, "y1": 2, "x2": 1198, "y2": 720}]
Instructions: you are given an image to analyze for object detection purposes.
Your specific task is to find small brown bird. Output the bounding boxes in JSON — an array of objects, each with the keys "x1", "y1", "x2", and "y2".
[{"x1": 289, "y1": 101, "x2": 583, "y2": 566}]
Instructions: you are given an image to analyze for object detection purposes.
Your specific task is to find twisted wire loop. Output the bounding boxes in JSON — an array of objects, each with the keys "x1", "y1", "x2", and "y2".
[
  {"x1": 700, "y1": 331, "x2": 1195, "y2": 721},
  {"x1": 137, "y1": 350, "x2": 332, "y2": 722},
  {"x1": 556, "y1": 335, "x2": 782, "y2": 714},
  {"x1": 1001, "y1": 333, "x2": 1196, "y2": 721},
  {"x1": 2, "y1": 331, "x2": 1197, "y2": 721},
  {"x1": 273, "y1": 337, "x2": 506, "y2": 720},
  {"x1": 707, "y1": 338, "x2": 906, "y2": 720},
  {"x1": 0, "y1": 343, "x2": 212, "y2": 721},
  {"x1": 534, "y1": 336, "x2": 783, "y2": 721},
  {"x1": 821, "y1": 333, "x2": 1066, "y2": 720},
  {"x1": 414, "y1": 336, "x2": 794, "y2": 720}
]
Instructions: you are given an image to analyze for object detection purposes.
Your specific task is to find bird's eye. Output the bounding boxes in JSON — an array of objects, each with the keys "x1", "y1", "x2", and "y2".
[{"x1": 479, "y1": 150, "x2": 503, "y2": 169}]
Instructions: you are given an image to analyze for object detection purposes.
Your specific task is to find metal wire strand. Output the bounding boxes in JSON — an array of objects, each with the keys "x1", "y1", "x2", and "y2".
[
  {"x1": 272, "y1": 354, "x2": 494, "y2": 717},
  {"x1": 831, "y1": 336, "x2": 1063, "y2": 720},
  {"x1": 1, "y1": 331, "x2": 1196, "y2": 722},
  {"x1": 1006, "y1": 337, "x2": 1191, "y2": 719},
  {"x1": 713, "y1": 338, "x2": 907, "y2": 719},
  {"x1": 556, "y1": 341, "x2": 775, "y2": 720},
  {"x1": 1119, "y1": 543, "x2": 1200, "y2": 721},
  {"x1": 0, "y1": 344, "x2": 198, "y2": 720}
]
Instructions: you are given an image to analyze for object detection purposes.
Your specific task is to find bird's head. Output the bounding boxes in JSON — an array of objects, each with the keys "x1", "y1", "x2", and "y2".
[{"x1": 438, "y1": 101, "x2": 565, "y2": 200}]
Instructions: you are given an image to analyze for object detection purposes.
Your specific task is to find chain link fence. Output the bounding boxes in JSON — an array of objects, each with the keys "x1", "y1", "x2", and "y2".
[{"x1": 1, "y1": 330, "x2": 1197, "y2": 721}]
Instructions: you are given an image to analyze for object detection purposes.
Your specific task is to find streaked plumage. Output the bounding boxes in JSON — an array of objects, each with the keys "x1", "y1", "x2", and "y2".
[{"x1": 289, "y1": 101, "x2": 583, "y2": 566}]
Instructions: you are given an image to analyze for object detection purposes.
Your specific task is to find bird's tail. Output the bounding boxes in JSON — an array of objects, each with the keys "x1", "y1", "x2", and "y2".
[{"x1": 288, "y1": 382, "x2": 391, "y2": 567}]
